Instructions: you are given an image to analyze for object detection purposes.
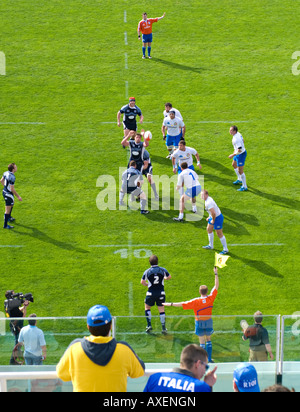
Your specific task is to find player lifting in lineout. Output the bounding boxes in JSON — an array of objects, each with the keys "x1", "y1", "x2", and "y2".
[
  {"x1": 122, "y1": 131, "x2": 158, "y2": 200},
  {"x1": 119, "y1": 160, "x2": 149, "y2": 214},
  {"x1": 141, "y1": 255, "x2": 172, "y2": 334}
]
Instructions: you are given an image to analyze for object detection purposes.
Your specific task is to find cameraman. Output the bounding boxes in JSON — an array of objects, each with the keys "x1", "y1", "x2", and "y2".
[{"x1": 5, "y1": 290, "x2": 30, "y2": 345}]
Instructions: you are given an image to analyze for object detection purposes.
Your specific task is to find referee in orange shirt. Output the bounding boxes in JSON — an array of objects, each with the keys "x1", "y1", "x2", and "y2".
[
  {"x1": 163, "y1": 267, "x2": 219, "y2": 363},
  {"x1": 137, "y1": 12, "x2": 166, "y2": 59}
]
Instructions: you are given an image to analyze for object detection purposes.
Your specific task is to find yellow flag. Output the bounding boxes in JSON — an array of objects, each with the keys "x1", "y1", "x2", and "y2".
[{"x1": 215, "y1": 252, "x2": 230, "y2": 268}]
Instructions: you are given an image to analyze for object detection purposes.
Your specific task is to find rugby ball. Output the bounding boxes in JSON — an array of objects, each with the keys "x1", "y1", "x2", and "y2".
[{"x1": 144, "y1": 131, "x2": 152, "y2": 141}]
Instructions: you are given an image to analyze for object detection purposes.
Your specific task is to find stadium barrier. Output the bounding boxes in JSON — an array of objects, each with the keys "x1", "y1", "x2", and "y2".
[{"x1": 0, "y1": 314, "x2": 299, "y2": 392}]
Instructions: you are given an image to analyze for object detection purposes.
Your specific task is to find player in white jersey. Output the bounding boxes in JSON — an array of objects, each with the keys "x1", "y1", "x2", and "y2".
[
  {"x1": 162, "y1": 111, "x2": 186, "y2": 159},
  {"x1": 229, "y1": 125, "x2": 248, "y2": 191},
  {"x1": 201, "y1": 190, "x2": 228, "y2": 254},
  {"x1": 163, "y1": 103, "x2": 183, "y2": 120},
  {"x1": 173, "y1": 163, "x2": 201, "y2": 222},
  {"x1": 172, "y1": 140, "x2": 202, "y2": 174}
]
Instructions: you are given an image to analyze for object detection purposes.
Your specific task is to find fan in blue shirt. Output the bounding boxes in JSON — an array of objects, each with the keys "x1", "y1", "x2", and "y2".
[{"x1": 144, "y1": 344, "x2": 217, "y2": 392}]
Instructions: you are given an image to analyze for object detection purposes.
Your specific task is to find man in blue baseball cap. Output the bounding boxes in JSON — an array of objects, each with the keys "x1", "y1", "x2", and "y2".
[
  {"x1": 57, "y1": 304, "x2": 145, "y2": 392},
  {"x1": 233, "y1": 363, "x2": 260, "y2": 392}
]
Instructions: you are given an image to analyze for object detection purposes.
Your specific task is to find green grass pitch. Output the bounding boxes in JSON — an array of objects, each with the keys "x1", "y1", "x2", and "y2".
[{"x1": 0, "y1": 0, "x2": 299, "y2": 364}]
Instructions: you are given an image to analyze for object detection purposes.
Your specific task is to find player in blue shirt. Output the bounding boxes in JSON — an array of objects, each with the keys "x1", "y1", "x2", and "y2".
[
  {"x1": 1, "y1": 163, "x2": 22, "y2": 229},
  {"x1": 144, "y1": 344, "x2": 217, "y2": 392}
]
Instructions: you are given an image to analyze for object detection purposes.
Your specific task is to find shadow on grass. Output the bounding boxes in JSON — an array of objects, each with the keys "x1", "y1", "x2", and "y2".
[
  {"x1": 151, "y1": 57, "x2": 207, "y2": 74},
  {"x1": 228, "y1": 251, "x2": 283, "y2": 279},
  {"x1": 250, "y1": 187, "x2": 300, "y2": 211},
  {"x1": 200, "y1": 157, "x2": 233, "y2": 176},
  {"x1": 14, "y1": 223, "x2": 89, "y2": 254}
]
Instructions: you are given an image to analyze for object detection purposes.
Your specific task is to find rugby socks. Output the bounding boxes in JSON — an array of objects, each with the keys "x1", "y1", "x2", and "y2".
[
  {"x1": 151, "y1": 183, "x2": 158, "y2": 198},
  {"x1": 119, "y1": 191, "x2": 125, "y2": 202},
  {"x1": 145, "y1": 310, "x2": 152, "y2": 327},
  {"x1": 159, "y1": 312, "x2": 166, "y2": 328},
  {"x1": 240, "y1": 173, "x2": 247, "y2": 188},
  {"x1": 234, "y1": 168, "x2": 241, "y2": 180},
  {"x1": 142, "y1": 47, "x2": 146, "y2": 57},
  {"x1": 208, "y1": 232, "x2": 214, "y2": 248},
  {"x1": 192, "y1": 202, "x2": 197, "y2": 213},
  {"x1": 200, "y1": 344, "x2": 206, "y2": 351},
  {"x1": 147, "y1": 46, "x2": 151, "y2": 57},
  {"x1": 220, "y1": 236, "x2": 228, "y2": 251},
  {"x1": 140, "y1": 198, "x2": 147, "y2": 211},
  {"x1": 206, "y1": 341, "x2": 213, "y2": 362},
  {"x1": 4, "y1": 214, "x2": 9, "y2": 228},
  {"x1": 178, "y1": 212, "x2": 184, "y2": 220}
]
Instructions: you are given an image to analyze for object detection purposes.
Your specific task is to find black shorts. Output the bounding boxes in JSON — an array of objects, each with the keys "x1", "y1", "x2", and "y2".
[
  {"x1": 145, "y1": 290, "x2": 166, "y2": 307},
  {"x1": 123, "y1": 120, "x2": 137, "y2": 131},
  {"x1": 128, "y1": 161, "x2": 144, "y2": 172},
  {"x1": 121, "y1": 184, "x2": 142, "y2": 196},
  {"x1": 3, "y1": 192, "x2": 14, "y2": 206},
  {"x1": 142, "y1": 163, "x2": 153, "y2": 177}
]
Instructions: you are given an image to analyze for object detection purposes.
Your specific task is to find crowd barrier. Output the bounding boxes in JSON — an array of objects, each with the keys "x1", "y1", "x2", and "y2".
[{"x1": 0, "y1": 314, "x2": 299, "y2": 392}]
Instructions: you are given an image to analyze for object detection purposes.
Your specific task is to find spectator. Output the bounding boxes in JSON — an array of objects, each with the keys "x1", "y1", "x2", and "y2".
[
  {"x1": 144, "y1": 344, "x2": 217, "y2": 392},
  {"x1": 56, "y1": 304, "x2": 145, "y2": 392},
  {"x1": 233, "y1": 363, "x2": 260, "y2": 392},
  {"x1": 263, "y1": 384, "x2": 295, "y2": 392},
  {"x1": 17, "y1": 314, "x2": 47, "y2": 365},
  {"x1": 242, "y1": 311, "x2": 274, "y2": 361}
]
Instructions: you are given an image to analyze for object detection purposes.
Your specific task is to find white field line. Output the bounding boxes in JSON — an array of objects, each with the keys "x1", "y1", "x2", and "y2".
[
  {"x1": 0, "y1": 245, "x2": 24, "y2": 248},
  {"x1": 98, "y1": 121, "x2": 249, "y2": 124},
  {"x1": 88, "y1": 244, "x2": 169, "y2": 247},
  {"x1": 0, "y1": 122, "x2": 45, "y2": 125},
  {"x1": 89, "y1": 243, "x2": 284, "y2": 248},
  {"x1": 228, "y1": 243, "x2": 285, "y2": 247},
  {"x1": 0, "y1": 243, "x2": 284, "y2": 248}
]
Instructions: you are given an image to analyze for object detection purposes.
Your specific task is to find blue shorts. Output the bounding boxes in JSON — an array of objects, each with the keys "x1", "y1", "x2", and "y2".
[
  {"x1": 166, "y1": 133, "x2": 181, "y2": 148},
  {"x1": 178, "y1": 164, "x2": 194, "y2": 173},
  {"x1": 142, "y1": 33, "x2": 153, "y2": 43},
  {"x1": 195, "y1": 318, "x2": 214, "y2": 337},
  {"x1": 233, "y1": 150, "x2": 247, "y2": 167},
  {"x1": 185, "y1": 185, "x2": 201, "y2": 198},
  {"x1": 208, "y1": 213, "x2": 224, "y2": 230}
]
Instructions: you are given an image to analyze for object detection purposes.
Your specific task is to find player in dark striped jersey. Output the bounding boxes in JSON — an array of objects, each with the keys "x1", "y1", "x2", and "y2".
[
  {"x1": 117, "y1": 97, "x2": 144, "y2": 140},
  {"x1": 1, "y1": 163, "x2": 22, "y2": 229},
  {"x1": 141, "y1": 255, "x2": 172, "y2": 334}
]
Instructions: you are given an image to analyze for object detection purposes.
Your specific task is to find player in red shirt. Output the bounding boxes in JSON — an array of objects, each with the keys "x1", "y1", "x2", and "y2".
[
  {"x1": 137, "y1": 12, "x2": 166, "y2": 59},
  {"x1": 163, "y1": 267, "x2": 219, "y2": 362}
]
